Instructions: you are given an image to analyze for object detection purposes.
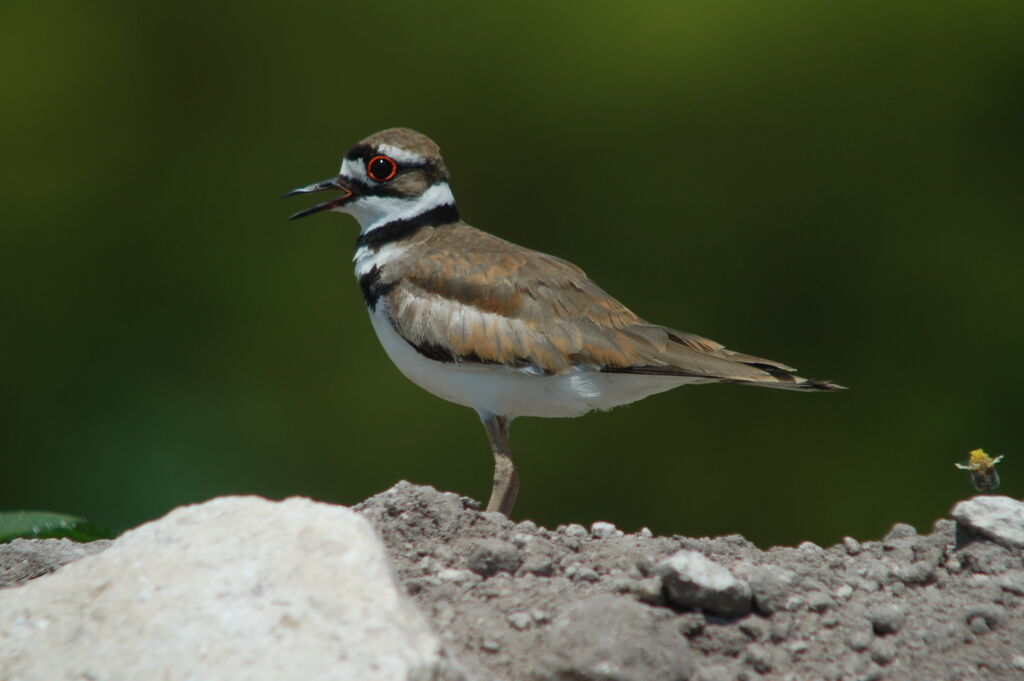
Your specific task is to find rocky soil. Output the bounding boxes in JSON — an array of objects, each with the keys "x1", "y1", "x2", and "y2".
[{"x1": 4, "y1": 483, "x2": 1024, "y2": 680}]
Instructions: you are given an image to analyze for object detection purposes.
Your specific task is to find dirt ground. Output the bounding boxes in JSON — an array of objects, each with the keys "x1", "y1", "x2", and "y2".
[
  {"x1": 357, "y1": 482, "x2": 1024, "y2": 681},
  {"x1": 4, "y1": 482, "x2": 1023, "y2": 681}
]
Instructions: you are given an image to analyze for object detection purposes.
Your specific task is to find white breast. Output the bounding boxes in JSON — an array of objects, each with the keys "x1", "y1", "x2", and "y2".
[{"x1": 366, "y1": 306, "x2": 697, "y2": 419}]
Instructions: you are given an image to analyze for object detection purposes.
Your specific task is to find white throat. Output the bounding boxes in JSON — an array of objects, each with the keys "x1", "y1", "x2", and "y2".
[{"x1": 335, "y1": 182, "x2": 455, "y2": 234}]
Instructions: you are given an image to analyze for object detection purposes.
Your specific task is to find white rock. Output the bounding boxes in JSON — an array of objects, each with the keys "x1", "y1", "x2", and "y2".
[
  {"x1": 562, "y1": 523, "x2": 589, "y2": 538},
  {"x1": 951, "y1": 495, "x2": 1024, "y2": 548},
  {"x1": 0, "y1": 496, "x2": 464, "y2": 681},
  {"x1": 590, "y1": 521, "x2": 618, "y2": 538},
  {"x1": 655, "y1": 550, "x2": 752, "y2": 618}
]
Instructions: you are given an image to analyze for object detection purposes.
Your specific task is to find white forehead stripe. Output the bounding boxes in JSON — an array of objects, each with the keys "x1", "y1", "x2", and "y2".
[
  {"x1": 376, "y1": 144, "x2": 427, "y2": 165},
  {"x1": 339, "y1": 157, "x2": 368, "y2": 183}
]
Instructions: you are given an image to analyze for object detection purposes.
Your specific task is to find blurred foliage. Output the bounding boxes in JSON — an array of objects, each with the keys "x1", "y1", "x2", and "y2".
[
  {"x1": 1, "y1": 1, "x2": 1022, "y2": 547},
  {"x1": 0, "y1": 511, "x2": 113, "y2": 543}
]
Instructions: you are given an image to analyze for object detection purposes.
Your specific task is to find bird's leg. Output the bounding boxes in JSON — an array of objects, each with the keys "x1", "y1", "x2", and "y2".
[{"x1": 478, "y1": 412, "x2": 518, "y2": 516}]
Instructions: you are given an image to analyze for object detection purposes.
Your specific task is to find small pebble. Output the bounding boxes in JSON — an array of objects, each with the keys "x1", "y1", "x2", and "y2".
[
  {"x1": 521, "y1": 555, "x2": 554, "y2": 577},
  {"x1": 694, "y1": 665, "x2": 733, "y2": 681},
  {"x1": 638, "y1": 526, "x2": 654, "y2": 538},
  {"x1": 531, "y1": 608, "x2": 550, "y2": 624},
  {"x1": 562, "y1": 523, "x2": 588, "y2": 537},
  {"x1": 507, "y1": 612, "x2": 532, "y2": 630},
  {"x1": 611, "y1": 577, "x2": 633, "y2": 593},
  {"x1": 859, "y1": 662, "x2": 884, "y2": 681},
  {"x1": 847, "y1": 628, "x2": 873, "y2": 652},
  {"x1": 884, "y1": 522, "x2": 918, "y2": 541},
  {"x1": 743, "y1": 645, "x2": 774, "y2": 673},
  {"x1": 998, "y1": 570, "x2": 1024, "y2": 595},
  {"x1": 515, "y1": 519, "x2": 538, "y2": 533},
  {"x1": 807, "y1": 591, "x2": 835, "y2": 612},
  {"x1": 570, "y1": 566, "x2": 600, "y2": 583},
  {"x1": 1011, "y1": 655, "x2": 1024, "y2": 671},
  {"x1": 676, "y1": 612, "x2": 706, "y2": 637},
  {"x1": 467, "y1": 539, "x2": 522, "y2": 577},
  {"x1": 784, "y1": 595, "x2": 805, "y2": 612},
  {"x1": 769, "y1": 614, "x2": 794, "y2": 642},
  {"x1": 866, "y1": 604, "x2": 906, "y2": 635},
  {"x1": 798, "y1": 541, "x2": 822, "y2": 553},
  {"x1": 437, "y1": 568, "x2": 475, "y2": 583},
  {"x1": 965, "y1": 603, "x2": 1006, "y2": 631},
  {"x1": 868, "y1": 638, "x2": 897, "y2": 665},
  {"x1": 635, "y1": 576, "x2": 665, "y2": 605},
  {"x1": 481, "y1": 639, "x2": 501, "y2": 652},
  {"x1": 967, "y1": 614, "x2": 990, "y2": 635},
  {"x1": 739, "y1": 617, "x2": 767, "y2": 641},
  {"x1": 900, "y1": 561, "x2": 936, "y2": 584},
  {"x1": 844, "y1": 537, "x2": 862, "y2": 555},
  {"x1": 510, "y1": 533, "x2": 532, "y2": 548},
  {"x1": 834, "y1": 584, "x2": 854, "y2": 600},
  {"x1": 590, "y1": 521, "x2": 618, "y2": 538}
]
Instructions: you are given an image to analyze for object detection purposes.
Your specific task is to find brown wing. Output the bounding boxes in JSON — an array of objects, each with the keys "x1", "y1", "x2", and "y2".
[{"x1": 382, "y1": 223, "x2": 841, "y2": 389}]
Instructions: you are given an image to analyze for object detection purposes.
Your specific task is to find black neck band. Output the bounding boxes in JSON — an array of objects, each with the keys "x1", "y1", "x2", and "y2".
[{"x1": 354, "y1": 203, "x2": 460, "y2": 251}]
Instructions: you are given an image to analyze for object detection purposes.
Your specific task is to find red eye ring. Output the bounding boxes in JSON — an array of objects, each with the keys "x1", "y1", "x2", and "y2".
[{"x1": 367, "y1": 155, "x2": 398, "y2": 182}]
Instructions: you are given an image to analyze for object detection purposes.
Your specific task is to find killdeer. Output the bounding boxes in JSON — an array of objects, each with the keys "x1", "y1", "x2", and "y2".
[{"x1": 285, "y1": 128, "x2": 842, "y2": 516}]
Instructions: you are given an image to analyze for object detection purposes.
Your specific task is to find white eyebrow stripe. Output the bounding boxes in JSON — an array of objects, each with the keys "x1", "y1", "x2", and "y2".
[{"x1": 376, "y1": 144, "x2": 427, "y2": 165}]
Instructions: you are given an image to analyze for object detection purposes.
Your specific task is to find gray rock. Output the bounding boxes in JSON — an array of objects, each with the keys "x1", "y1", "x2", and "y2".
[
  {"x1": 693, "y1": 665, "x2": 733, "y2": 681},
  {"x1": 520, "y1": 554, "x2": 555, "y2": 577},
  {"x1": 0, "y1": 496, "x2": 464, "y2": 681},
  {"x1": 537, "y1": 594, "x2": 695, "y2": 681},
  {"x1": 591, "y1": 521, "x2": 619, "y2": 538},
  {"x1": 562, "y1": 523, "x2": 589, "y2": 537},
  {"x1": 769, "y1": 614, "x2": 795, "y2": 642},
  {"x1": 743, "y1": 644, "x2": 775, "y2": 672},
  {"x1": 807, "y1": 591, "x2": 835, "y2": 612},
  {"x1": 635, "y1": 576, "x2": 665, "y2": 605},
  {"x1": 866, "y1": 604, "x2": 906, "y2": 634},
  {"x1": 847, "y1": 626, "x2": 873, "y2": 651},
  {"x1": 0, "y1": 538, "x2": 112, "y2": 587},
  {"x1": 467, "y1": 538, "x2": 522, "y2": 577},
  {"x1": 843, "y1": 536, "x2": 862, "y2": 555},
  {"x1": 868, "y1": 638, "x2": 897, "y2": 665},
  {"x1": 508, "y1": 611, "x2": 532, "y2": 630},
  {"x1": 998, "y1": 569, "x2": 1024, "y2": 595},
  {"x1": 951, "y1": 496, "x2": 1024, "y2": 548},
  {"x1": 899, "y1": 560, "x2": 936, "y2": 584},
  {"x1": 656, "y1": 550, "x2": 752, "y2": 618},
  {"x1": 734, "y1": 564, "x2": 795, "y2": 615},
  {"x1": 964, "y1": 603, "x2": 1006, "y2": 632},
  {"x1": 885, "y1": 523, "x2": 918, "y2": 540}
]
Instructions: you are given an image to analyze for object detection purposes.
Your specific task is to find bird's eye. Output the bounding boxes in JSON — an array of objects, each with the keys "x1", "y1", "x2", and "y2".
[{"x1": 367, "y1": 155, "x2": 398, "y2": 182}]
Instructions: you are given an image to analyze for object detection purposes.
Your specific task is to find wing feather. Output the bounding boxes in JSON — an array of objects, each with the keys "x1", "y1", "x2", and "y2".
[{"x1": 375, "y1": 223, "x2": 840, "y2": 389}]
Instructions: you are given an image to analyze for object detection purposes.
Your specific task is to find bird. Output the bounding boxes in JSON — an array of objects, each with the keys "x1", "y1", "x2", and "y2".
[{"x1": 284, "y1": 127, "x2": 843, "y2": 516}]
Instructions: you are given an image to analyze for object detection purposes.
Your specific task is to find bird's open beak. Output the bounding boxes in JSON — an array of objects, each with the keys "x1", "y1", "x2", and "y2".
[{"x1": 282, "y1": 177, "x2": 354, "y2": 220}]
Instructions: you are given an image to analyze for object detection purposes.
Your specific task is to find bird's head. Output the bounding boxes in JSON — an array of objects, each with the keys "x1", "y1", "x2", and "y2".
[{"x1": 284, "y1": 128, "x2": 454, "y2": 232}]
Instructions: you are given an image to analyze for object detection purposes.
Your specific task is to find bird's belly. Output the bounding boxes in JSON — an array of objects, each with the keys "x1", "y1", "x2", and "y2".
[{"x1": 368, "y1": 308, "x2": 697, "y2": 418}]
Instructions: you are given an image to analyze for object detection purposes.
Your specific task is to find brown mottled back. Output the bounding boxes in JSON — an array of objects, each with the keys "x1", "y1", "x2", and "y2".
[{"x1": 378, "y1": 222, "x2": 823, "y2": 386}]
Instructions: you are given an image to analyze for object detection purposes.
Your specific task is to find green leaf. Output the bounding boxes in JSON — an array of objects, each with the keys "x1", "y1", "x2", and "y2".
[{"x1": 0, "y1": 511, "x2": 114, "y2": 543}]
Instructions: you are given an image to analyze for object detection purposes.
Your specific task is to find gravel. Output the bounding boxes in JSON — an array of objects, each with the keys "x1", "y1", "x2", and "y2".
[{"x1": 5, "y1": 482, "x2": 1024, "y2": 681}]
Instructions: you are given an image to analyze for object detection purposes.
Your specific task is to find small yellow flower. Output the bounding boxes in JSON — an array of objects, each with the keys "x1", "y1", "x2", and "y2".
[{"x1": 955, "y1": 448, "x2": 1004, "y2": 492}]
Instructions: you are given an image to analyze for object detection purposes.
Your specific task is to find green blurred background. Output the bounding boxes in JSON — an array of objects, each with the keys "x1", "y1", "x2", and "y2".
[{"x1": 2, "y1": 1, "x2": 1022, "y2": 547}]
